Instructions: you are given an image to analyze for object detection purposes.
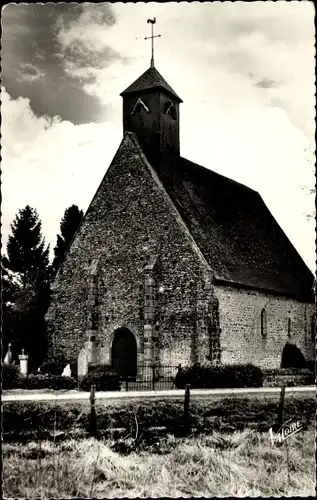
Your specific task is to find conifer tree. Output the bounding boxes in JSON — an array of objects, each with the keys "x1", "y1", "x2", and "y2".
[
  {"x1": 53, "y1": 204, "x2": 83, "y2": 271},
  {"x1": 1, "y1": 259, "x2": 18, "y2": 354},
  {"x1": 2, "y1": 206, "x2": 50, "y2": 367},
  {"x1": 4, "y1": 205, "x2": 49, "y2": 287}
]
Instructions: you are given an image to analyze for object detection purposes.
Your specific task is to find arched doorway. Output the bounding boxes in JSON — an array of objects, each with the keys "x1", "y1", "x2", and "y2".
[{"x1": 111, "y1": 328, "x2": 137, "y2": 380}]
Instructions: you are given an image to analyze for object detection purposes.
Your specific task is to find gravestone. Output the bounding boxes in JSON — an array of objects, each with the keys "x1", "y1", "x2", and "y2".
[
  {"x1": 4, "y1": 343, "x2": 12, "y2": 365},
  {"x1": 77, "y1": 348, "x2": 88, "y2": 378},
  {"x1": 19, "y1": 349, "x2": 28, "y2": 377},
  {"x1": 62, "y1": 364, "x2": 72, "y2": 377}
]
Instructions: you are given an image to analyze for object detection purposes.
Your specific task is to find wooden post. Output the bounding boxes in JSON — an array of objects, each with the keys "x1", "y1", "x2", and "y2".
[
  {"x1": 184, "y1": 384, "x2": 191, "y2": 434},
  {"x1": 276, "y1": 384, "x2": 285, "y2": 431},
  {"x1": 152, "y1": 364, "x2": 155, "y2": 391},
  {"x1": 89, "y1": 384, "x2": 97, "y2": 437}
]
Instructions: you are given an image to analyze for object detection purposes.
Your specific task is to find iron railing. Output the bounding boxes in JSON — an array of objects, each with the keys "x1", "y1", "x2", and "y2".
[{"x1": 120, "y1": 364, "x2": 179, "y2": 391}]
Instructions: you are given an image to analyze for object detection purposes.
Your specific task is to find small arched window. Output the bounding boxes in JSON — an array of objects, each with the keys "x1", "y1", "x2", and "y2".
[
  {"x1": 164, "y1": 101, "x2": 177, "y2": 120},
  {"x1": 261, "y1": 308, "x2": 267, "y2": 338},
  {"x1": 312, "y1": 313, "x2": 316, "y2": 342},
  {"x1": 130, "y1": 98, "x2": 150, "y2": 115},
  {"x1": 287, "y1": 317, "x2": 291, "y2": 338}
]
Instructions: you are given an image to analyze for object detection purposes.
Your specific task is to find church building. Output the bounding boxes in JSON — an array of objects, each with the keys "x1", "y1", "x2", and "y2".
[{"x1": 46, "y1": 47, "x2": 315, "y2": 378}]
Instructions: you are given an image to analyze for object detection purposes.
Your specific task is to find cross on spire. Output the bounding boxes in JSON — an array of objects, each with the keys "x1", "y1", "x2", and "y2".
[{"x1": 145, "y1": 18, "x2": 161, "y2": 68}]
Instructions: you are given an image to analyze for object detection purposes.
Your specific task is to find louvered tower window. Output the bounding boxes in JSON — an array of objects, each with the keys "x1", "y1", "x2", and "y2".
[
  {"x1": 164, "y1": 101, "x2": 177, "y2": 120},
  {"x1": 130, "y1": 98, "x2": 150, "y2": 115}
]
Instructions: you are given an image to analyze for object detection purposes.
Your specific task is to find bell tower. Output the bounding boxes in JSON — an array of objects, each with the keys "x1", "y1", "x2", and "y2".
[{"x1": 120, "y1": 19, "x2": 183, "y2": 178}]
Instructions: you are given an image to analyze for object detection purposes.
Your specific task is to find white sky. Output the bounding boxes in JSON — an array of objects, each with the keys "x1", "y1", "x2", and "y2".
[{"x1": 1, "y1": 2, "x2": 316, "y2": 272}]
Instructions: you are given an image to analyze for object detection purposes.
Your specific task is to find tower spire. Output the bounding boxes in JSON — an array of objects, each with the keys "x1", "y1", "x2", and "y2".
[{"x1": 145, "y1": 18, "x2": 161, "y2": 68}]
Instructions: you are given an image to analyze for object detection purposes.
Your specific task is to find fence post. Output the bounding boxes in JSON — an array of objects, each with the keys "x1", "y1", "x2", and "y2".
[
  {"x1": 276, "y1": 383, "x2": 285, "y2": 431},
  {"x1": 184, "y1": 384, "x2": 191, "y2": 434},
  {"x1": 152, "y1": 364, "x2": 155, "y2": 391},
  {"x1": 89, "y1": 384, "x2": 97, "y2": 437}
]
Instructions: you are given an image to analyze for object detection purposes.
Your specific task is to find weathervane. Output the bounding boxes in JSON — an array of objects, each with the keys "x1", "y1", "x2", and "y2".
[{"x1": 145, "y1": 18, "x2": 161, "y2": 68}]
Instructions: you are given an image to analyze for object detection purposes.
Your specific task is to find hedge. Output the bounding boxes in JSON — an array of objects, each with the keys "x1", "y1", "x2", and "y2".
[
  {"x1": 174, "y1": 363, "x2": 263, "y2": 389},
  {"x1": 79, "y1": 366, "x2": 121, "y2": 391},
  {"x1": 38, "y1": 359, "x2": 78, "y2": 379},
  {"x1": 263, "y1": 367, "x2": 313, "y2": 376},
  {"x1": 2, "y1": 365, "x2": 22, "y2": 390},
  {"x1": 18, "y1": 374, "x2": 77, "y2": 390},
  {"x1": 2, "y1": 368, "x2": 77, "y2": 391},
  {"x1": 38, "y1": 360, "x2": 65, "y2": 376}
]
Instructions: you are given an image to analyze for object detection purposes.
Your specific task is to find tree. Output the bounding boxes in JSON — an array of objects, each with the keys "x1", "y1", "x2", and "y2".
[
  {"x1": 1, "y1": 259, "x2": 18, "y2": 355},
  {"x1": 4, "y1": 205, "x2": 49, "y2": 287},
  {"x1": 2, "y1": 206, "x2": 50, "y2": 367},
  {"x1": 53, "y1": 204, "x2": 83, "y2": 271}
]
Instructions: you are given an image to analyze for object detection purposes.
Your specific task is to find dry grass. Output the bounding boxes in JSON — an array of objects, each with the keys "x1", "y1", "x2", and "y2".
[{"x1": 3, "y1": 428, "x2": 315, "y2": 498}]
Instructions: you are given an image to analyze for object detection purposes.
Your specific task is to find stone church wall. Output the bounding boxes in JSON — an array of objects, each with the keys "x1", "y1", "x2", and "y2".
[
  {"x1": 216, "y1": 285, "x2": 315, "y2": 369},
  {"x1": 46, "y1": 134, "x2": 214, "y2": 367}
]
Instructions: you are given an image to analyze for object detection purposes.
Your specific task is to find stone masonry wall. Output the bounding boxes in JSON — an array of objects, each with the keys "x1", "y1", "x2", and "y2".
[
  {"x1": 46, "y1": 133, "x2": 214, "y2": 367},
  {"x1": 215, "y1": 285, "x2": 315, "y2": 369}
]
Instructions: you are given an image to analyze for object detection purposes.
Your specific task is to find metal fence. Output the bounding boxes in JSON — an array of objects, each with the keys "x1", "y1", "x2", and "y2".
[{"x1": 120, "y1": 364, "x2": 179, "y2": 391}]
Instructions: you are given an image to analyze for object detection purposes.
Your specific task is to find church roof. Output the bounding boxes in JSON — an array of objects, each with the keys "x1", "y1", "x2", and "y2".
[
  {"x1": 124, "y1": 132, "x2": 313, "y2": 300},
  {"x1": 120, "y1": 66, "x2": 183, "y2": 103},
  {"x1": 164, "y1": 157, "x2": 314, "y2": 300}
]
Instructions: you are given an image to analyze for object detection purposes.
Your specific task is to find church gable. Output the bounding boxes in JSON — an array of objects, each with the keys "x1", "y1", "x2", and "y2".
[{"x1": 46, "y1": 131, "x2": 213, "y2": 362}]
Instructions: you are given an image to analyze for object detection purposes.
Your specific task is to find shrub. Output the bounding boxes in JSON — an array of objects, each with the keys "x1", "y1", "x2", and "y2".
[
  {"x1": 69, "y1": 360, "x2": 78, "y2": 379},
  {"x1": 79, "y1": 367, "x2": 121, "y2": 392},
  {"x1": 306, "y1": 360, "x2": 316, "y2": 374},
  {"x1": 88, "y1": 364, "x2": 117, "y2": 374},
  {"x1": 281, "y1": 343, "x2": 307, "y2": 369},
  {"x1": 2, "y1": 364, "x2": 23, "y2": 390},
  {"x1": 174, "y1": 363, "x2": 263, "y2": 389},
  {"x1": 39, "y1": 360, "x2": 65, "y2": 376},
  {"x1": 18, "y1": 374, "x2": 77, "y2": 390},
  {"x1": 263, "y1": 367, "x2": 312, "y2": 376}
]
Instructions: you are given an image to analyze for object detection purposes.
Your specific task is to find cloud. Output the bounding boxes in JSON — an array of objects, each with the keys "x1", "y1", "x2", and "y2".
[
  {"x1": 254, "y1": 78, "x2": 278, "y2": 89},
  {"x1": 1, "y1": 87, "x2": 121, "y2": 256},
  {"x1": 1, "y1": 3, "x2": 315, "y2": 272},
  {"x1": 1, "y1": 3, "x2": 119, "y2": 124},
  {"x1": 15, "y1": 62, "x2": 46, "y2": 84}
]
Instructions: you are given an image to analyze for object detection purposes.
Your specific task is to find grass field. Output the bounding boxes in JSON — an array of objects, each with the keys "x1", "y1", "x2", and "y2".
[
  {"x1": 3, "y1": 428, "x2": 315, "y2": 498},
  {"x1": 3, "y1": 393, "x2": 315, "y2": 442},
  {"x1": 3, "y1": 393, "x2": 315, "y2": 497}
]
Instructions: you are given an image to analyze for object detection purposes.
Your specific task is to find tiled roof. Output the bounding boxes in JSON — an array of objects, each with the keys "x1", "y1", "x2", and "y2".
[
  {"x1": 163, "y1": 157, "x2": 314, "y2": 299},
  {"x1": 120, "y1": 66, "x2": 183, "y2": 102}
]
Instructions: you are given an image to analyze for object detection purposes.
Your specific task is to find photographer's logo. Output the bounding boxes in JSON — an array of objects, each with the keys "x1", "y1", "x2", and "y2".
[{"x1": 269, "y1": 418, "x2": 303, "y2": 445}]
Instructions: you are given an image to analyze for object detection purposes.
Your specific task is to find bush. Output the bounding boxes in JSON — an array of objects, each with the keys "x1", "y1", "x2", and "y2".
[
  {"x1": 306, "y1": 360, "x2": 316, "y2": 374},
  {"x1": 281, "y1": 343, "x2": 307, "y2": 369},
  {"x1": 38, "y1": 360, "x2": 65, "y2": 376},
  {"x1": 2, "y1": 364, "x2": 23, "y2": 390},
  {"x1": 69, "y1": 360, "x2": 78, "y2": 379},
  {"x1": 88, "y1": 364, "x2": 117, "y2": 374},
  {"x1": 18, "y1": 374, "x2": 77, "y2": 390},
  {"x1": 263, "y1": 367, "x2": 312, "y2": 376},
  {"x1": 174, "y1": 363, "x2": 263, "y2": 389},
  {"x1": 38, "y1": 358, "x2": 78, "y2": 379},
  {"x1": 79, "y1": 367, "x2": 121, "y2": 392}
]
